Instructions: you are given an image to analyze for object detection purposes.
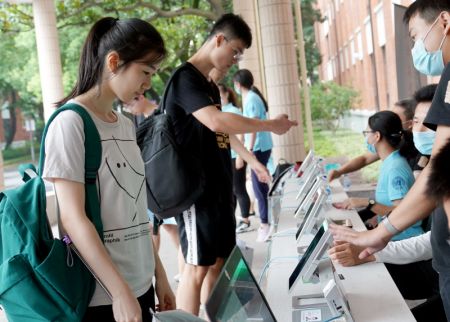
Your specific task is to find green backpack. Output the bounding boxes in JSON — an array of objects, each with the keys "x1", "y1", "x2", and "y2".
[{"x1": 0, "y1": 104, "x2": 103, "y2": 322}]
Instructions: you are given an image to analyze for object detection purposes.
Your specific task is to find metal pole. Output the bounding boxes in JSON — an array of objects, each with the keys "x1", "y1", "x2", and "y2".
[{"x1": 293, "y1": 0, "x2": 314, "y2": 150}]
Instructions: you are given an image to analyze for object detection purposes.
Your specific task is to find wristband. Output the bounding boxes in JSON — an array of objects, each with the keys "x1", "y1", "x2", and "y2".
[{"x1": 381, "y1": 216, "x2": 400, "y2": 235}]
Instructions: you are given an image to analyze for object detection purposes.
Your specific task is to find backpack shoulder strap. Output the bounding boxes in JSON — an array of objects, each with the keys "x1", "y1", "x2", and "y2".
[
  {"x1": 159, "y1": 62, "x2": 189, "y2": 113},
  {"x1": 38, "y1": 103, "x2": 103, "y2": 237}
]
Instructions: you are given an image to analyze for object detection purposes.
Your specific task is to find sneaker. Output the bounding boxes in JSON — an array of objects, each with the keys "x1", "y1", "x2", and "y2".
[
  {"x1": 256, "y1": 225, "x2": 270, "y2": 242},
  {"x1": 236, "y1": 220, "x2": 251, "y2": 233}
]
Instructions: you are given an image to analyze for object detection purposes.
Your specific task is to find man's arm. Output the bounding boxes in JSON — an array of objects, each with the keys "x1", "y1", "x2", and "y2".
[
  {"x1": 328, "y1": 231, "x2": 431, "y2": 267},
  {"x1": 230, "y1": 134, "x2": 271, "y2": 183},
  {"x1": 328, "y1": 153, "x2": 379, "y2": 181},
  {"x1": 153, "y1": 242, "x2": 176, "y2": 311},
  {"x1": 387, "y1": 124, "x2": 450, "y2": 231},
  {"x1": 374, "y1": 231, "x2": 432, "y2": 265},
  {"x1": 330, "y1": 124, "x2": 450, "y2": 259},
  {"x1": 192, "y1": 106, "x2": 297, "y2": 135}
]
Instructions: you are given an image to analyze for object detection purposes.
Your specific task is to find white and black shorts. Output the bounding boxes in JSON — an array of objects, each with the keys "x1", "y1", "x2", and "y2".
[{"x1": 176, "y1": 200, "x2": 236, "y2": 266}]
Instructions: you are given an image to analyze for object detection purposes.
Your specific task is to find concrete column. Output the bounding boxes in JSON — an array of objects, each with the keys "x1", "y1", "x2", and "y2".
[
  {"x1": 258, "y1": 0, "x2": 306, "y2": 163},
  {"x1": 32, "y1": 0, "x2": 63, "y2": 121},
  {"x1": 232, "y1": 0, "x2": 265, "y2": 93}
]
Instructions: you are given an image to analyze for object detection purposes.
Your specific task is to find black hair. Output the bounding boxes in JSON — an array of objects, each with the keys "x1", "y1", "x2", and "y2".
[
  {"x1": 404, "y1": 0, "x2": 450, "y2": 25},
  {"x1": 427, "y1": 139, "x2": 450, "y2": 200},
  {"x1": 368, "y1": 110, "x2": 415, "y2": 158},
  {"x1": 207, "y1": 13, "x2": 252, "y2": 48},
  {"x1": 394, "y1": 99, "x2": 416, "y2": 121},
  {"x1": 218, "y1": 83, "x2": 239, "y2": 108},
  {"x1": 233, "y1": 69, "x2": 268, "y2": 112},
  {"x1": 413, "y1": 84, "x2": 438, "y2": 103},
  {"x1": 57, "y1": 17, "x2": 166, "y2": 106}
]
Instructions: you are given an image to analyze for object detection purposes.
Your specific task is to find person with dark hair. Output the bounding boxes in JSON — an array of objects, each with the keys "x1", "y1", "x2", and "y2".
[
  {"x1": 328, "y1": 99, "x2": 418, "y2": 182},
  {"x1": 233, "y1": 69, "x2": 273, "y2": 242},
  {"x1": 217, "y1": 83, "x2": 254, "y2": 233},
  {"x1": 163, "y1": 13, "x2": 297, "y2": 315},
  {"x1": 334, "y1": 111, "x2": 423, "y2": 240},
  {"x1": 412, "y1": 84, "x2": 438, "y2": 179},
  {"x1": 392, "y1": 98, "x2": 416, "y2": 129},
  {"x1": 329, "y1": 2, "x2": 450, "y2": 318},
  {"x1": 44, "y1": 17, "x2": 175, "y2": 321}
]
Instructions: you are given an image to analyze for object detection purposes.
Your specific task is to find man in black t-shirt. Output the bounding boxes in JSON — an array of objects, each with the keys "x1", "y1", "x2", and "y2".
[
  {"x1": 164, "y1": 14, "x2": 298, "y2": 316},
  {"x1": 328, "y1": 1, "x2": 450, "y2": 319}
]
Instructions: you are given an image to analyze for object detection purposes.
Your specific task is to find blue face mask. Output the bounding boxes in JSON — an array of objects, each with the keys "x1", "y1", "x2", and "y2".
[
  {"x1": 411, "y1": 17, "x2": 446, "y2": 76},
  {"x1": 365, "y1": 137, "x2": 377, "y2": 154},
  {"x1": 413, "y1": 130, "x2": 435, "y2": 155}
]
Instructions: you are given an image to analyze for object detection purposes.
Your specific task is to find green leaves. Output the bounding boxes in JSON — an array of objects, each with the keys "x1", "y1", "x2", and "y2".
[{"x1": 309, "y1": 81, "x2": 359, "y2": 131}]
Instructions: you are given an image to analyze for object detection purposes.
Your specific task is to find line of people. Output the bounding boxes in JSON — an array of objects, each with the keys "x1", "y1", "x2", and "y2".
[
  {"x1": 41, "y1": 12, "x2": 297, "y2": 322},
  {"x1": 329, "y1": 1, "x2": 450, "y2": 320}
]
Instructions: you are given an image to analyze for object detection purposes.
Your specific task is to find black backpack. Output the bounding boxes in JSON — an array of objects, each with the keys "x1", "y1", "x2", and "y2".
[{"x1": 136, "y1": 65, "x2": 205, "y2": 219}]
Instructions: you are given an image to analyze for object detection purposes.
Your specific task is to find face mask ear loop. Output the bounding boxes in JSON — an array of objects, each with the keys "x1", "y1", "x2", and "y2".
[
  {"x1": 438, "y1": 33, "x2": 447, "y2": 50},
  {"x1": 423, "y1": 16, "x2": 440, "y2": 43}
]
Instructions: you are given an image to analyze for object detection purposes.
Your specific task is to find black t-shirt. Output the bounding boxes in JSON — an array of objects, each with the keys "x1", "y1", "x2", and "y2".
[
  {"x1": 423, "y1": 63, "x2": 450, "y2": 274},
  {"x1": 431, "y1": 206, "x2": 450, "y2": 274},
  {"x1": 424, "y1": 63, "x2": 450, "y2": 131},
  {"x1": 165, "y1": 62, "x2": 233, "y2": 205},
  {"x1": 412, "y1": 153, "x2": 430, "y2": 172}
]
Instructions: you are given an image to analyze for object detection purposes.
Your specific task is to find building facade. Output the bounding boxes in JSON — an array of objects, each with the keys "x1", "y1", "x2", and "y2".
[{"x1": 315, "y1": 0, "x2": 433, "y2": 120}]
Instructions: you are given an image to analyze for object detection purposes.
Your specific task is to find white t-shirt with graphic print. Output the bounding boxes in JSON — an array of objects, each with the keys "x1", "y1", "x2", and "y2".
[{"x1": 42, "y1": 101, "x2": 154, "y2": 306}]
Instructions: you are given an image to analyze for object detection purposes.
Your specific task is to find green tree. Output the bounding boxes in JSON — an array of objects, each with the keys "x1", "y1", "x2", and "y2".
[
  {"x1": 0, "y1": 0, "x2": 229, "y2": 144},
  {"x1": 300, "y1": 0, "x2": 324, "y2": 83},
  {"x1": 310, "y1": 81, "x2": 359, "y2": 132}
]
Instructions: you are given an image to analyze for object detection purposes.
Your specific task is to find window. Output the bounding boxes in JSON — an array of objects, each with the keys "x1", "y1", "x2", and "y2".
[
  {"x1": 356, "y1": 29, "x2": 363, "y2": 60},
  {"x1": 350, "y1": 37, "x2": 356, "y2": 65},
  {"x1": 323, "y1": 14, "x2": 329, "y2": 36},
  {"x1": 344, "y1": 44, "x2": 349, "y2": 69},
  {"x1": 364, "y1": 17, "x2": 373, "y2": 54},
  {"x1": 375, "y1": 4, "x2": 386, "y2": 46},
  {"x1": 326, "y1": 61, "x2": 333, "y2": 81}
]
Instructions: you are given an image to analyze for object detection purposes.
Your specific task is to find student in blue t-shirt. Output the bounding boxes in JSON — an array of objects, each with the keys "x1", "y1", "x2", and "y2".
[
  {"x1": 334, "y1": 111, "x2": 423, "y2": 241},
  {"x1": 233, "y1": 69, "x2": 273, "y2": 242},
  {"x1": 217, "y1": 83, "x2": 254, "y2": 233}
]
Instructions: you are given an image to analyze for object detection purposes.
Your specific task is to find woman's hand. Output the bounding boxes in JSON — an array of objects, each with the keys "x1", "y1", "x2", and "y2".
[
  {"x1": 327, "y1": 169, "x2": 341, "y2": 182},
  {"x1": 112, "y1": 287, "x2": 142, "y2": 322},
  {"x1": 333, "y1": 198, "x2": 368, "y2": 210}
]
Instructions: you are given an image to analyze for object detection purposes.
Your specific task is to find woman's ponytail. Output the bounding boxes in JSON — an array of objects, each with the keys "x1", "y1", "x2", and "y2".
[{"x1": 57, "y1": 17, "x2": 165, "y2": 107}]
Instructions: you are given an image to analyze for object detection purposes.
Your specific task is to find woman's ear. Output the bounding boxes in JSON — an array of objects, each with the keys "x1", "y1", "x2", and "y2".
[
  {"x1": 374, "y1": 131, "x2": 381, "y2": 143},
  {"x1": 106, "y1": 51, "x2": 120, "y2": 74}
]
